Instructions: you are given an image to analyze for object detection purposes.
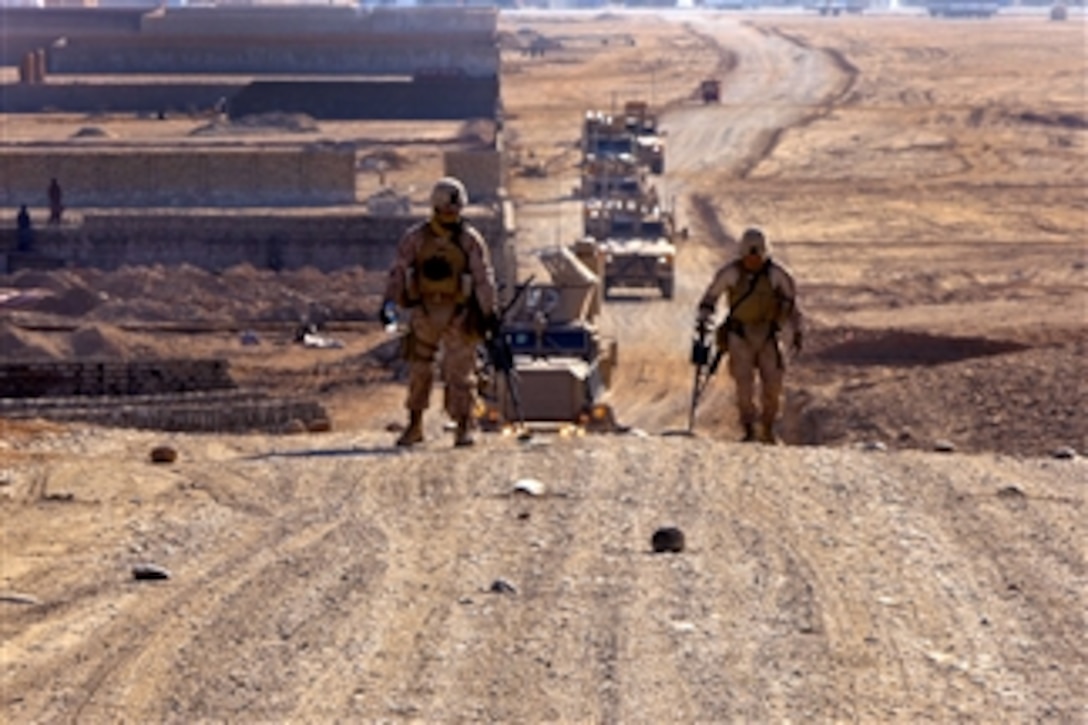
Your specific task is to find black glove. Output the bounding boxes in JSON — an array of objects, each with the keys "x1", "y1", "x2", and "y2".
[
  {"x1": 379, "y1": 300, "x2": 397, "y2": 327},
  {"x1": 483, "y1": 312, "x2": 502, "y2": 338},
  {"x1": 791, "y1": 330, "x2": 803, "y2": 355}
]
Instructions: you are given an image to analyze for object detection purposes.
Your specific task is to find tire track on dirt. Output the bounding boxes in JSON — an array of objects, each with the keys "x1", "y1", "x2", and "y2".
[
  {"x1": 733, "y1": 25, "x2": 858, "y2": 180},
  {"x1": 9, "y1": 461, "x2": 373, "y2": 723}
]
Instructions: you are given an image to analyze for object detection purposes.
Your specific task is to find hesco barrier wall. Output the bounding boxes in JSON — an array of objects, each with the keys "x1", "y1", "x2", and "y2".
[
  {"x1": 0, "y1": 359, "x2": 328, "y2": 432},
  {"x1": 1, "y1": 6, "x2": 497, "y2": 66},
  {"x1": 0, "y1": 7, "x2": 146, "y2": 64},
  {"x1": 444, "y1": 150, "x2": 504, "y2": 203},
  {"x1": 0, "y1": 389, "x2": 329, "y2": 433},
  {"x1": 0, "y1": 147, "x2": 356, "y2": 207},
  {"x1": 0, "y1": 82, "x2": 241, "y2": 114},
  {"x1": 138, "y1": 6, "x2": 498, "y2": 37},
  {"x1": 49, "y1": 35, "x2": 499, "y2": 77},
  {"x1": 0, "y1": 359, "x2": 234, "y2": 398},
  {"x1": 0, "y1": 77, "x2": 499, "y2": 119},
  {"x1": 1, "y1": 210, "x2": 514, "y2": 283},
  {"x1": 228, "y1": 77, "x2": 500, "y2": 121}
]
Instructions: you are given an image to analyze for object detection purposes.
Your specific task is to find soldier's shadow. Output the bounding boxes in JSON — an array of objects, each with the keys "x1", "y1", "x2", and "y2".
[{"x1": 242, "y1": 446, "x2": 403, "y2": 461}]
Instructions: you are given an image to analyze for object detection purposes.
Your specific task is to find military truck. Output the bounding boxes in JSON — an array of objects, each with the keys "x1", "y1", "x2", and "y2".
[
  {"x1": 583, "y1": 197, "x2": 679, "y2": 299},
  {"x1": 621, "y1": 101, "x2": 665, "y2": 174},
  {"x1": 699, "y1": 79, "x2": 721, "y2": 104},
  {"x1": 477, "y1": 244, "x2": 620, "y2": 433},
  {"x1": 581, "y1": 103, "x2": 665, "y2": 175},
  {"x1": 582, "y1": 110, "x2": 633, "y2": 161},
  {"x1": 575, "y1": 153, "x2": 658, "y2": 202}
]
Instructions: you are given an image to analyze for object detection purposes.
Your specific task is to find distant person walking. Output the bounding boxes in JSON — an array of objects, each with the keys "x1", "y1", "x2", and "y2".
[
  {"x1": 48, "y1": 178, "x2": 63, "y2": 225},
  {"x1": 696, "y1": 227, "x2": 804, "y2": 444},
  {"x1": 16, "y1": 204, "x2": 34, "y2": 251}
]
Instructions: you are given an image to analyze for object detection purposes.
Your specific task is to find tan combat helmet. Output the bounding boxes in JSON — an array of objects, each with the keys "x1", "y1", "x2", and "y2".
[
  {"x1": 431, "y1": 176, "x2": 468, "y2": 212},
  {"x1": 739, "y1": 227, "x2": 770, "y2": 258}
]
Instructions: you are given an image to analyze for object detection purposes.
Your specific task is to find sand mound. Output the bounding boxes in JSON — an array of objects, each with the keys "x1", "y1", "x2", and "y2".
[
  {"x1": 189, "y1": 112, "x2": 319, "y2": 137},
  {"x1": 70, "y1": 323, "x2": 129, "y2": 359},
  {"x1": 70, "y1": 126, "x2": 113, "y2": 139},
  {"x1": 28, "y1": 284, "x2": 103, "y2": 317},
  {"x1": 0, "y1": 322, "x2": 66, "y2": 361}
]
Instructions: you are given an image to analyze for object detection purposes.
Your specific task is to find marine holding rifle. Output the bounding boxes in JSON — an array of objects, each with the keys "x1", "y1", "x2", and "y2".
[
  {"x1": 381, "y1": 177, "x2": 499, "y2": 448},
  {"x1": 696, "y1": 227, "x2": 804, "y2": 444}
]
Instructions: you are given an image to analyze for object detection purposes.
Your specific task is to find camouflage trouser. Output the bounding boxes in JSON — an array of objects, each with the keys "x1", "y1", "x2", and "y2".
[
  {"x1": 725, "y1": 322, "x2": 784, "y2": 429},
  {"x1": 402, "y1": 301, "x2": 479, "y2": 420}
]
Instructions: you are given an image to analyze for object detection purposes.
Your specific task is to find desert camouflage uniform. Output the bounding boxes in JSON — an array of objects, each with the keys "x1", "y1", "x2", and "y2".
[
  {"x1": 699, "y1": 250, "x2": 803, "y2": 441},
  {"x1": 385, "y1": 219, "x2": 498, "y2": 421}
]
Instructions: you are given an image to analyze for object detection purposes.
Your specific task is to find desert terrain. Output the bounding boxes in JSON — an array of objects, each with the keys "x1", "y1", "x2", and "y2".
[{"x1": 1, "y1": 9, "x2": 1085, "y2": 722}]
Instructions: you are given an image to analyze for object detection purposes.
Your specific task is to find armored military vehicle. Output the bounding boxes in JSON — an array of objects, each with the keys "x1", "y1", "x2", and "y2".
[
  {"x1": 583, "y1": 197, "x2": 679, "y2": 299},
  {"x1": 700, "y1": 79, "x2": 721, "y2": 104},
  {"x1": 576, "y1": 153, "x2": 658, "y2": 202},
  {"x1": 477, "y1": 244, "x2": 620, "y2": 433},
  {"x1": 621, "y1": 101, "x2": 665, "y2": 174},
  {"x1": 581, "y1": 103, "x2": 665, "y2": 175}
]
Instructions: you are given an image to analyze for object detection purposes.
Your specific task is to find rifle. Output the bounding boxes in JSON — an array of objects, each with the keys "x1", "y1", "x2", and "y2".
[
  {"x1": 483, "y1": 275, "x2": 535, "y2": 433},
  {"x1": 688, "y1": 316, "x2": 726, "y2": 433}
]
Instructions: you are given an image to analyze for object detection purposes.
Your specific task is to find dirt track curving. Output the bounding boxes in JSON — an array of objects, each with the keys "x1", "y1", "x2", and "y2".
[{"x1": 1, "y1": 10, "x2": 1085, "y2": 722}]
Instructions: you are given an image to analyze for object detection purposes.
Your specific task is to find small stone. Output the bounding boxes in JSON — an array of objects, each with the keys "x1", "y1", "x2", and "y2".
[
  {"x1": 489, "y1": 578, "x2": 517, "y2": 595},
  {"x1": 282, "y1": 419, "x2": 307, "y2": 435},
  {"x1": 1051, "y1": 446, "x2": 1077, "y2": 460},
  {"x1": 933, "y1": 439, "x2": 956, "y2": 453},
  {"x1": 0, "y1": 591, "x2": 41, "y2": 606},
  {"x1": 132, "y1": 563, "x2": 171, "y2": 581},
  {"x1": 150, "y1": 446, "x2": 178, "y2": 464},
  {"x1": 306, "y1": 418, "x2": 332, "y2": 433},
  {"x1": 513, "y1": 478, "x2": 546, "y2": 497},
  {"x1": 860, "y1": 440, "x2": 887, "y2": 452},
  {"x1": 651, "y1": 527, "x2": 685, "y2": 554}
]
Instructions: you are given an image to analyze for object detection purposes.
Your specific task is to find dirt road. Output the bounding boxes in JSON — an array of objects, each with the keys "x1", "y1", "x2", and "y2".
[{"x1": 2, "y1": 11, "x2": 1085, "y2": 723}]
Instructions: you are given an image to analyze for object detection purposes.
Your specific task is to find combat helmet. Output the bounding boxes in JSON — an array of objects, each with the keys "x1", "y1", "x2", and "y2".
[
  {"x1": 431, "y1": 176, "x2": 468, "y2": 212},
  {"x1": 738, "y1": 227, "x2": 770, "y2": 258}
]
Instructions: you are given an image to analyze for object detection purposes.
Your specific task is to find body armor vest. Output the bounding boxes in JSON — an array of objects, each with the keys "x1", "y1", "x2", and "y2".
[
  {"x1": 728, "y1": 265, "x2": 780, "y2": 325},
  {"x1": 415, "y1": 229, "x2": 468, "y2": 300}
]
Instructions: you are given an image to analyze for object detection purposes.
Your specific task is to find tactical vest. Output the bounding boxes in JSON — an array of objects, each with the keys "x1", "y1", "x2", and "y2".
[
  {"x1": 415, "y1": 228, "x2": 468, "y2": 300},
  {"x1": 728, "y1": 263, "x2": 780, "y2": 325}
]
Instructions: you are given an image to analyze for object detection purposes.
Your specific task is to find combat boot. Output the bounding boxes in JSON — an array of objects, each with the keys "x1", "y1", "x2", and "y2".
[
  {"x1": 454, "y1": 417, "x2": 475, "y2": 447},
  {"x1": 396, "y1": 410, "x2": 424, "y2": 447},
  {"x1": 741, "y1": 423, "x2": 758, "y2": 443},
  {"x1": 758, "y1": 421, "x2": 780, "y2": 445}
]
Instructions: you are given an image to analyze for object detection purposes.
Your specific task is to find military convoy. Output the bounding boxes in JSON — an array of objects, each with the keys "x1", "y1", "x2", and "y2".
[
  {"x1": 577, "y1": 98, "x2": 681, "y2": 299},
  {"x1": 476, "y1": 97, "x2": 678, "y2": 434}
]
